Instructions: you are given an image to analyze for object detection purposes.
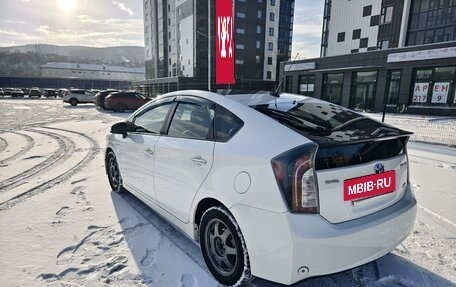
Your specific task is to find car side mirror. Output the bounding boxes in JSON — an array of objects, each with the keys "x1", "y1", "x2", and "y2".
[{"x1": 111, "y1": 122, "x2": 127, "y2": 138}]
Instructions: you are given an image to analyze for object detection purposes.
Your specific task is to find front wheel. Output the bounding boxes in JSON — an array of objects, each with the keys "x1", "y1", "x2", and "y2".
[
  {"x1": 200, "y1": 207, "x2": 252, "y2": 286},
  {"x1": 115, "y1": 104, "x2": 127, "y2": 113},
  {"x1": 69, "y1": 98, "x2": 78, "y2": 106},
  {"x1": 106, "y1": 151, "x2": 125, "y2": 193}
]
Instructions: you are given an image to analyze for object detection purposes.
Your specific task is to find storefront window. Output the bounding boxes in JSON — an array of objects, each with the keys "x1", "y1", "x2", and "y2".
[
  {"x1": 285, "y1": 76, "x2": 293, "y2": 93},
  {"x1": 411, "y1": 67, "x2": 455, "y2": 107},
  {"x1": 350, "y1": 71, "x2": 377, "y2": 111},
  {"x1": 298, "y1": 75, "x2": 315, "y2": 97},
  {"x1": 322, "y1": 73, "x2": 343, "y2": 105},
  {"x1": 386, "y1": 70, "x2": 401, "y2": 105}
]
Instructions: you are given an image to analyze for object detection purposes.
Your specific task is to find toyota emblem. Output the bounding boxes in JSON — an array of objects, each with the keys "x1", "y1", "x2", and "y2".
[{"x1": 374, "y1": 163, "x2": 385, "y2": 174}]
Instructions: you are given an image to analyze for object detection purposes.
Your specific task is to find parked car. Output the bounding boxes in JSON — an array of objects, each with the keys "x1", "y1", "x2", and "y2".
[
  {"x1": 93, "y1": 89, "x2": 118, "y2": 109},
  {"x1": 11, "y1": 88, "x2": 25, "y2": 97},
  {"x1": 104, "y1": 91, "x2": 150, "y2": 112},
  {"x1": 3, "y1": 88, "x2": 12, "y2": 96},
  {"x1": 21, "y1": 88, "x2": 30, "y2": 95},
  {"x1": 63, "y1": 89, "x2": 94, "y2": 106},
  {"x1": 0, "y1": 88, "x2": 4, "y2": 97},
  {"x1": 28, "y1": 88, "x2": 42, "y2": 98},
  {"x1": 105, "y1": 91, "x2": 417, "y2": 286},
  {"x1": 56, "y1": 88, "x2": 68, "y2": 98},
  {"x1": 43, "y1": 88, "x2": 57, "y2": 97}
]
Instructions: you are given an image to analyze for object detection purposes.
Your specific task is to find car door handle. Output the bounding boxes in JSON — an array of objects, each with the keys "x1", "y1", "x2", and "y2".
[{"x1": 191, "y1": 156, "x2": 207, "y2": 166}]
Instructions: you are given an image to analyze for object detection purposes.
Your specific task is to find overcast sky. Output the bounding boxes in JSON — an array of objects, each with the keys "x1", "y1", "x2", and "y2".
[{"x1": 0, "y1": 0, "x2": 323, "y2": 59}]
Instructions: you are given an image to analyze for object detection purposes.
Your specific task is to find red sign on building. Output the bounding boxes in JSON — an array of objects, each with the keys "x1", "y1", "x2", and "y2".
[{"x1": 216, "y1": 0, "x2": 235, "y2": 84}]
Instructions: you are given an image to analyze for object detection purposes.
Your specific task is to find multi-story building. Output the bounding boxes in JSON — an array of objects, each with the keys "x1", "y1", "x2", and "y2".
[
  {"x1": 320, "y1": 0, "x2": 456, "y2": 57},
  {"x1": 141, "y1": 0, "x2": 295, "y2": 95},
  {"x1": 281, "y1": 0, "x2": 456, "y2": 116}
]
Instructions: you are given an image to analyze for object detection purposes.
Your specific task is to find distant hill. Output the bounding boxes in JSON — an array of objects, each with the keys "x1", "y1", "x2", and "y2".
[{"x1": 0, "y1": 44, "x2": 145, "y2": 77}]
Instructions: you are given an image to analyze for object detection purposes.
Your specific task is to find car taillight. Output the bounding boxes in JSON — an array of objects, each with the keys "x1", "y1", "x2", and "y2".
[{"x1": 271, "y1": 143, "x2": 319, "y2": 213}]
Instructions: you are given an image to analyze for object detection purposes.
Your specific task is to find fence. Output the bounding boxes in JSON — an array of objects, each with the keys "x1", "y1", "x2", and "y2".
[{"x1": 365, "y1": 113, "x2": 456, "y2": 146}]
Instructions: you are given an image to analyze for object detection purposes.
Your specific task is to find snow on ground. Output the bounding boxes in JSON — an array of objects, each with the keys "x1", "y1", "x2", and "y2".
[{"x1": 0, "y1": 98, "x2": 455, "y2": 287}]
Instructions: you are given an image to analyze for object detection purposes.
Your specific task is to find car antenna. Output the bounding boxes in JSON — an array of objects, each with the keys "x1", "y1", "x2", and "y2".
[{"x1": 270, "y1": 53, "x2": 299, "y2": 98}]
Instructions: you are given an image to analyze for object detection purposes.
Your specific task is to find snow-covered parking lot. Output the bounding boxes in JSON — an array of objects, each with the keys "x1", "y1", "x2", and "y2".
[{"x1": 0, "y1": 98, "x2": 455, "y2": 287}]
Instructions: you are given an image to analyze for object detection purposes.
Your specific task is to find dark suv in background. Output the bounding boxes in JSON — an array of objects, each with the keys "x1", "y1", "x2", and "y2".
[
  {"x1": 94, "y1": 89, "x2": 118, "y2": 109},
  {"x1": 104, "y1": 91, "x2": 150, "y2": 112}
]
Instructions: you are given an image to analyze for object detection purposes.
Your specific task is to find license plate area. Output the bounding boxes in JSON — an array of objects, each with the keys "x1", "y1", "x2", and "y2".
[{"x1": 344, "y1": 170, "x2": 396, "y2": 201}]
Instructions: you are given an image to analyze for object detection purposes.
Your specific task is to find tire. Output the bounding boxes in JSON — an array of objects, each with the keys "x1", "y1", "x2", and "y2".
[
  {"x1": 69, "y1": 98, "x2": 78, "y2": 106},
  {"x1": 200, "y1": 207, "x2": 252, "y2": 286},
  {"x1": 115, "y1": 104, "x2": 127, "y2": 113},
  {"x1": 106, "y1": 151, "x2": 125, "y2": 193}
]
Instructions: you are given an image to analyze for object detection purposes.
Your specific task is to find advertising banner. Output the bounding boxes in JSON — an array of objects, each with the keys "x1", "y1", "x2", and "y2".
[
  {"x1": 216, "y1": 0, "x2": 235, "y2": 84},
  {"x1": 412, "y1": 82, "x2": 429, "y2": 103},
  {"x1": 431, "y1": 82, "x2": 450, "y2": 103}
]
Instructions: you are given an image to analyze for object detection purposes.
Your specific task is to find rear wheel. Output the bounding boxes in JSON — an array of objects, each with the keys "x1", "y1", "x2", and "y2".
[
  {"x1": 69, "y1": 98, "x2": 78, "y2": 106},
  {"x1": 200, "y1": 207, "x2": 252, "y2": 286},
  {"x1": 115, "y1": 104, "x2": 127, "y2": 113},
  {"x1": 106, "y1": 151, "x2": 125, "y2": 193}
]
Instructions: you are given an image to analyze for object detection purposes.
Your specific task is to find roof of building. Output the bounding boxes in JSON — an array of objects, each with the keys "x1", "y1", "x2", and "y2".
[{"x1": 40, "y1": 62, "x2": 145, "y2": 74}]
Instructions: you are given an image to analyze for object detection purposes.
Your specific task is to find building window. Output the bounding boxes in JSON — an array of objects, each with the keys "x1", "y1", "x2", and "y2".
[
  {"x1": 350, "y1": 71, "x2": 378, "y2": 111},
  {"x1": 269, "y1": 27, "x2": 274, "y2": 36},
  {"x1": 370, "y1": 15, "x2": 380, "y2": 26},
  {"x1": 322, "y1": 73, "x2": 343, "y2": 105},
  {"x1": 407, "y1": 0, "x2": 456, "y2": 46},
  {"x1": 267, "y1": 71, "x2": 272, "y2": 79},
  {"x1": 257, "y1": 10, "x2": 262, "y2": 18},
  {"x1": 268, "y1": 42, "x2": 273, "y2": 51},
  {"x1": 236, "y1": 59, "x2": 244, "y2": 65},
  {"x1": 359, "y1": 37, "x2": 368, "y2": 48},
  {"x1": 285, "y1": 76, "x2": 293, "y2": 93},
  {"x1": 352, "y1": 29, "x2": 361, "y2": 40},
  {"x1": 256, "y1": 41, "x2": 261, "y2": 49},
  {"x1": 237, "y1": 12, "x2": 246, "y2": 18},
  {"x1": 270, "y1": 12, "x2": 275, "y2": 21},
  {"x1": 236, "y1": 44, "x2": 245, "y2": 49},
  {"x1": 271, "y1": 0, "x2": 275, "y2": 6},
  {"x1": 380, "y1": 6, "x2": 393, "y2": 24},
  {"x1": 236, "y1": 28, "x2": 245, "y2": 34},
  {"x1": 377, "y1": 40, "x2": 389, "y2": 50},
  {"x1": 298, "y1": 75, "x2": 316, "y2": 96},
  {"x1": 386, "y1": 70, "x2": 401, "y2": 105},
  {"x1": 363, "y1": 5, "x2": 372, "y2": 17},
  {"x1": 267, "y1": 57, "x2": 272, "y2": 65},
  {"x1": 337, "y1": 32, "x2": 345, "y2": 42},
  {"x1": 411, "y1": 67, "x2": 456, "y2": 107},
  {"x1": 256, "y1": 55, "x2": 261, "y2": 64},
  {"x1": 257, "y1": 25, "x2": 261, "y2": 33}
]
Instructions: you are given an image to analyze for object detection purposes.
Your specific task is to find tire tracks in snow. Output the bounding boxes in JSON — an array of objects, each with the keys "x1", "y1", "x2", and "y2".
[
  {"x1": 0, "y1": 127, "x2": 100, "y2": 211},
  {"x1": 0, "y1": 129, "x2": 75, "y2": 193},
  {"x1": 0, "y1": 136, "x2": 7, "y2": 153},
  {"x1": 0, "y1": 131, "x2": 34, "y2": 165}
]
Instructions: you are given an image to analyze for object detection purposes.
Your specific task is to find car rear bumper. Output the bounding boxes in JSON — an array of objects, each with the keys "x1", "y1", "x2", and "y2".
[{"x1": 230, "y1": 185, "x2": 416, "y2": 285}]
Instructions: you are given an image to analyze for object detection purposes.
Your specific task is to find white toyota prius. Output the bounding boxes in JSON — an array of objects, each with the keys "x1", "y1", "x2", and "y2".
[{"x1": 105, "y1": 90, "x2": 417, "y2": 286}]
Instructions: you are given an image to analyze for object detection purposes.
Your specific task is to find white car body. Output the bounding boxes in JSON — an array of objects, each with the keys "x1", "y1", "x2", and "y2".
[
  {"x1": 105, "y1": 90, "x2": 416, "y2": 285},
  {"x1": 63, "y1": 89, "x2": 94, "y2": 106}
]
